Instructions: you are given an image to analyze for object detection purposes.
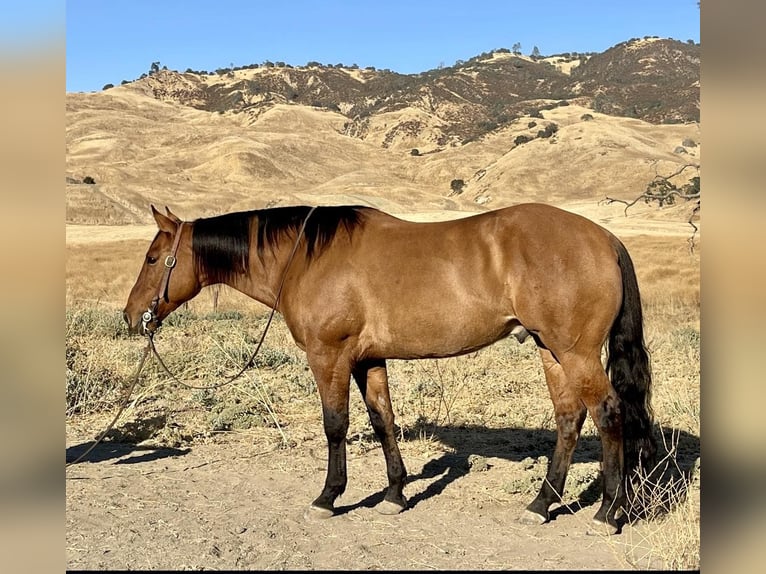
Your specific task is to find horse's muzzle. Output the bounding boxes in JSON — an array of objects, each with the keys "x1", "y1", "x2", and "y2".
[{"x1": 123, "y1": 310, "x2": 141, "y2": 335}]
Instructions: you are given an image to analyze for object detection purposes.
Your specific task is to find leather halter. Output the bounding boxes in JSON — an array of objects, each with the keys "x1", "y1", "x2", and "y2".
[{"x1": 141, "y1": 221, "x2": 187, "y2": 333}]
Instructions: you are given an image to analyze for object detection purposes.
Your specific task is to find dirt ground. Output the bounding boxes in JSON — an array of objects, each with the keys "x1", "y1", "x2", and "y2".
[{"x1": 66, "y1": 417, "x2": 674, "y2": 571}]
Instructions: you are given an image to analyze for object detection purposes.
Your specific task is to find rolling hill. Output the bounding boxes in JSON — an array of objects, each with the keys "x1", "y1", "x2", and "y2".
[{"x1": 66, "y1": 38, "x2": 700, "y2": 225}]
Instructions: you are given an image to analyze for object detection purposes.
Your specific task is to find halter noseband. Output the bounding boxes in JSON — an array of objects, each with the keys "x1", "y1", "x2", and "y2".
[{"x1": 142, "y1": 222, "x2": 187, "y2": 334}]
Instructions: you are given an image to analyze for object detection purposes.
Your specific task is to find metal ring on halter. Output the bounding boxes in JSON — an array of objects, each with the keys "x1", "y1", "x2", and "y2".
[
  {"x1": 141, "y1": 310, "x2": 154, "y2": 325},
  {"x1": 141, "y1": 306, "x2": 159, "y2": 334}
]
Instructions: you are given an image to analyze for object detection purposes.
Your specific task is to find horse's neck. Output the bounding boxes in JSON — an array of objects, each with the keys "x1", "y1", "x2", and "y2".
[{"x1": 224, "y1": 246, "x2": 296, "y2": 309}]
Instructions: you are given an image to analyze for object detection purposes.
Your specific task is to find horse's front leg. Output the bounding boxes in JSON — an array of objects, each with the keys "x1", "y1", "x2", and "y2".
[
  {"x1": 352, "y1": 359, "x2": 408, "y2": 514},
  {"x1": 305, "y1": 347, "x2": 352, "y2": 519}
]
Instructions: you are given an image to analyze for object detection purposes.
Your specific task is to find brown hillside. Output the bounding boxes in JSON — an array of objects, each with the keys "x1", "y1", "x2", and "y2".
[{"x1": 66, "y1": 91, "x2": 699, "y2": 225}]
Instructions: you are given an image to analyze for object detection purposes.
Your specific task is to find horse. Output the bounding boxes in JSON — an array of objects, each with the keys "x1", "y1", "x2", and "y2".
[{"x1": 123, "y1": 203, "x2": 656, "y2": 534}]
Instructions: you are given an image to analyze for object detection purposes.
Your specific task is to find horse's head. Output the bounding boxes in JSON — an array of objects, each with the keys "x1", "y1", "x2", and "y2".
[{"x1": 123, "y1": 206, "x2": 201, "y2": 335}]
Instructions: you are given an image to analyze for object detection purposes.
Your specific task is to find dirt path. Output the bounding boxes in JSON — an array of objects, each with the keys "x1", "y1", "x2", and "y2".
[{"x1": 66, "y1": 428, "x2": 650, "y2": 571}]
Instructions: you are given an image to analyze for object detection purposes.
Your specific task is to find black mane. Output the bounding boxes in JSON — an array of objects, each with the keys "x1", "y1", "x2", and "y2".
[{"x1": 192, "y1": 206, "x2": 367, "y2": 284}]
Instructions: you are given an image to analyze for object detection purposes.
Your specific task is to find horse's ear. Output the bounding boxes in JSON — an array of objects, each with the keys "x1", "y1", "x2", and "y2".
[
  {"x1": 151, "y1": 204, "x2": 177, "y2": 234},
  {"x1": 165, "y1": 206, "x2": 182, "y2": 224}
]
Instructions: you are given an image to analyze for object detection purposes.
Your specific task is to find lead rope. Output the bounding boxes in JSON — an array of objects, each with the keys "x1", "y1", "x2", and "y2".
[{"x1": 66, "y1": 206, "x2": 316, "y2": 467}]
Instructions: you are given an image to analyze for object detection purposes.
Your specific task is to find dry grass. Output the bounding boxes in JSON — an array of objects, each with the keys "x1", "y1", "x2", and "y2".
[
  {"x1": 618, "y1": 432, "x2": 701, "y2": 570},
  {"x1": 66, "y1": 240, "x2": 149, "y2": 305},
  {"x1": 621, "y1": 235, "x2": 701, "y2": 325},
  {"x1": 573, "y1": 427, "x2": 701, "y2": 570}
]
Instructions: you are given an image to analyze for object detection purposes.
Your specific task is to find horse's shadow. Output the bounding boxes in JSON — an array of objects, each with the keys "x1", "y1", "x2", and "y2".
[
  {"x1": 336, "y1": 424, "x2": 700, "y2": 521},
  {"x1": 66, "y1": 415, "x2": 190, "y2": 466},
  {"x1": 65, "y1": 441, "x2": 190, "y2": 466}
]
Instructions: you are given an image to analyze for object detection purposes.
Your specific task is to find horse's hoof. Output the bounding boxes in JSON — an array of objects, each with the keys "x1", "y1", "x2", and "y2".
[
  {"x1": 518, "y1": 509, "x2": 547, "y2": 525},
  {"x1": 304, "y1": 504, "x2": 334, "y2": 521},
  {"x1": 375, "y1": 498, "x2": 406, "y2": 515},
  {"x1": 586, "y1": 518, "x2": 619, "y2": 536}
]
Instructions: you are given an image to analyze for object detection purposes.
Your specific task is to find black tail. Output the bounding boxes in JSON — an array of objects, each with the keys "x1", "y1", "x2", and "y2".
[{"x1": 607, "y1": 238, "x2": 657, "y2": 481}]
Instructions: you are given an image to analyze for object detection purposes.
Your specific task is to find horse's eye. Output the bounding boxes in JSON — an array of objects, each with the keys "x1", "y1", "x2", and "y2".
[{"x1": 147, "y1": 255, "x2": 158, "y2": 265}]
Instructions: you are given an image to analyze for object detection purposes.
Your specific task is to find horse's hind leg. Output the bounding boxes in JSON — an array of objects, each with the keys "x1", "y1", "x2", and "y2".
[
  {"x1": 352, "y1": 359, "x2": 408, "y2": 514},
  {"x1": 305, "y1": 348, "x2": 352, "y2": 519},
  {"x1": 582, "y1": 369, "x2": 625, "y2": 534},
  {"x1": 521, "y1": 347, "x2": 587, "y2": 525},
  {"x1": 565, "y1": 355, "x2": 626, "y2": 534}
]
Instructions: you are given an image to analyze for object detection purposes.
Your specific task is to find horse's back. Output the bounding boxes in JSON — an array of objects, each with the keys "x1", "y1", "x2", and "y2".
[{"x1": 291, "y1": 204, "x2": 621, "y2": 360}]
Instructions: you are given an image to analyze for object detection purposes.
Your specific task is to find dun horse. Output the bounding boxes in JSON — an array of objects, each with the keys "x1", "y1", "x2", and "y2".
[{"x1": 124, "y1": 203, "x2": 655, "y2": 533}]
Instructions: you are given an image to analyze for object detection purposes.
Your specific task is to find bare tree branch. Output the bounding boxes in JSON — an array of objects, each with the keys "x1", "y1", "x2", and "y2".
[
  {"x1": 687, "y1": 201, "x2": 700, "y2": 253},
  {"x1": 649, "y1": 162, "x2": 699, "y2": 182},
  {"x1": 600, "y1": 163, "x2": 701, "y2": 252},
  {"x1": 602, "y1": 189, "x2": 700, "y2": 215}
]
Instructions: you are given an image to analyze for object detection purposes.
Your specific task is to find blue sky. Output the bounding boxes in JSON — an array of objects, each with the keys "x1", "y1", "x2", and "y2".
[{"x1": 64, "y1": 1, "x2": 699, "y2": 93}]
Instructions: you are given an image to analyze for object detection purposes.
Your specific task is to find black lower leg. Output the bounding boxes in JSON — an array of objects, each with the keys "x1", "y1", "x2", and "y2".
[
  {"x1": 592, "y1": 394, "x2": 625, "y2": 528},
  {"x1": 527, "y1": 407, "x2": 586, "y2": 519},
  {"x1": 312, "y1": 407, "x2": 349, "y2": 511},
  {"x1": 353, "y1": 361, "x2": 407, "y2": 508},
  {"x1": 367, "y1": 408, "x2": 407, "y2": 505}
]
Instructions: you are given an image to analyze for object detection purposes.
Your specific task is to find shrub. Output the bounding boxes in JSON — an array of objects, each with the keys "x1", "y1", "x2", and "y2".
[
  {"x1": 253, "y1": 347, "x2": 294, "y2": 369},
  {"x1": 102, "y1": 83, "x2": 114, "y2": 90},
  {"x1": 66, "y1": 342, "x2": 122, "y2": 415},
  {"x1": 580, "y1": 113, "x2": 594, "y2": 121},
  {"x1": 536, "y1": 123, "x2": 559, "y2": 139},
  {"x1": 204, "y1": 310, "x2": 244, "y2": 321},
  {"x1": 478, "y1": 120, "x2": 498, "y2": 132},
  {"x1": 450, "y1": 179, "x2": 465, "y2": 195},
  {"x1": 683, "y1": 176, "x2": 700, "y2": 196},
  {"x1": 514, "y1": 134, "x2": 532, "y2": 146},
  {"x1": 83, "y1": 176, "x2": 96, "y2": 184}
]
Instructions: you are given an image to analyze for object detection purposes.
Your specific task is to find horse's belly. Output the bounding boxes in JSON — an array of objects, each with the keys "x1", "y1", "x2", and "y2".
[{"x1": 365, "y1": 308, "x2": 519, "y2": 360}]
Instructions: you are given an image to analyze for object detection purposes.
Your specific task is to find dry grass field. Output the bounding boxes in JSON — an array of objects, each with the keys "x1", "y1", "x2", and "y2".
[{"x1": 66, "y1": 85, "x2": 700, "y2": 570}]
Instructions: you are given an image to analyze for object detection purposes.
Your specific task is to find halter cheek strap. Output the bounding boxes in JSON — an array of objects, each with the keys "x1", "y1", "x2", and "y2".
[{"x1": 142, "y1": 222, "x2": 187, "y2": 332}]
